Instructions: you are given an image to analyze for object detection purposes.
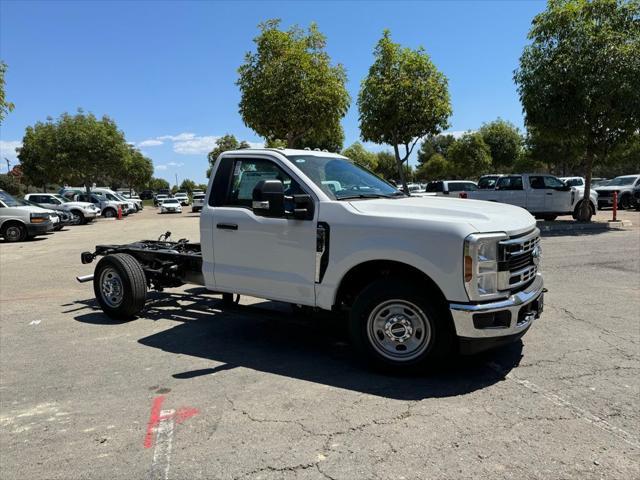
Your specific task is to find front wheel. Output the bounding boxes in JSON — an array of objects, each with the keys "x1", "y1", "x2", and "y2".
[
  {"x1": 103, "y1": 208, "x2": 116, "y2": 218},
  {"x1": 619, "y1": 194, "x2": 631, "y2": 210},
  {"x1": 71, "y1": 210, "x2": 86, "y2": 225},
  {"x1": 93, "y1": 253, "x2": 147, "y2": 320},
  {"x1": 2, "y1": 223, "x2": 27, "y2": 242},
  {"x1": 349, "y1": 279, "x2": 454, "y2": 371}
]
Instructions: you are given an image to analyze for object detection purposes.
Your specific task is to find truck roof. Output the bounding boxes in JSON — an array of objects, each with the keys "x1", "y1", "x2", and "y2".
[{"x1": 222, "y1": 148, "x2": 347, "y2": 159}]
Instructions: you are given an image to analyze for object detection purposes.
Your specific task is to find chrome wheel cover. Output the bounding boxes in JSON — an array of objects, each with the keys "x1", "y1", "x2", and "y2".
[
  {"x1": 100, "y1": 267, "x2": 124, "y2": 308},
  {"x1": 367, "y1": 299, "x2": 431, "y2": 362}
]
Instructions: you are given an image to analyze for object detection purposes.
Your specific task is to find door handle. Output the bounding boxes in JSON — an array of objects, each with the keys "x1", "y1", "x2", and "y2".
[{"x1": 216, "y1": 223, "x2": 238, "y2": 230}]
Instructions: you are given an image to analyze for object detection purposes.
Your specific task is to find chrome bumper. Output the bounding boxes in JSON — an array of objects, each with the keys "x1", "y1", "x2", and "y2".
[{"x1": 450, "y1": 274, "x2": 544, "y2": 339}]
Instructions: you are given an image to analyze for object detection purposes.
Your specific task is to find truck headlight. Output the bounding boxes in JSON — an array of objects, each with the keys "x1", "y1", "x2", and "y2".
[
  {"x1": 464, "y1": 232, "x2": 508, "y2": 301},
  {"x1": 30, "y1": 213, "x2": 50, "y2": 224}
]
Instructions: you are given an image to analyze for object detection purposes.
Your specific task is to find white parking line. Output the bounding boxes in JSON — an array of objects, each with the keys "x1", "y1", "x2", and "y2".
[
  {"x1": 488, "y1": 362, "x2": 639, "y2": 449},
  {"x1": 149, "y1": 409, "x2": 175, "y2": 480}
]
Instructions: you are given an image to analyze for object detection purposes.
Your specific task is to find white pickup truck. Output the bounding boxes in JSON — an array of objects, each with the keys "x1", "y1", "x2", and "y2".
[
  {"x1": 77, "y1": 149, "x2": 545, "y2": 370},
  {"x1": 468, "y1": 174, "x2": 598, "y2": 221}
]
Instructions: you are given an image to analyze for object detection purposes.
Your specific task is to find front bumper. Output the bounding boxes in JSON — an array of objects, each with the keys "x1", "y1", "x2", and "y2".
[
  {"x1": 450, "y1": 274, "x2": 544, "y2": 348},
  {"x1": 27, "y1": 221, "x2": 54, "y2": 235}
]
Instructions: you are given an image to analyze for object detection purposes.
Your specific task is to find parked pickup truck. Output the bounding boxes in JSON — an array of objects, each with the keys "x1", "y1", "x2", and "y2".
[
  {"x1": 469, "y1": 174, "x2": 597, "y2": 221},
  {"x1": 76, "y1": 149, "x2": 545, "y2": 370}
]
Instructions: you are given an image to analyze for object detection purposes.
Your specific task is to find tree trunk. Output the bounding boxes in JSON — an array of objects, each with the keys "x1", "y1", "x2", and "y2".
[
  {"x1": 577, "y1": 149, "x2": 594, "y2": 222},
  {"x1": 393, "y1": 144, "x2": 409, "y2": 195}
]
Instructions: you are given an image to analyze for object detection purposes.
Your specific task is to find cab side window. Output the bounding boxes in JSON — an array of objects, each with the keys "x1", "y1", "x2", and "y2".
[
  {"x1": 529, "y1": 176, "x2": 545, "y2": 189},
  {"x1": 497, "y1": 176, "x2": 523, "y2": 191},
  {"x1": 544, "y1": 176, "x2": 565, "y2": 189},
  {"x1": 225, "y1": 158, "x2": 302, "y2": 208}
]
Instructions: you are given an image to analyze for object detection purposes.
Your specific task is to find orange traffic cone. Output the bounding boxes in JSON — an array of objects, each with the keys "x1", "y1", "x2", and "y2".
[{"x1": 117, "y1": 205, "x2": 123, "y2": 220}]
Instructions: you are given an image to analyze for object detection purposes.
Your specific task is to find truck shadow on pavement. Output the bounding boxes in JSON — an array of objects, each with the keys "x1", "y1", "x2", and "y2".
[{"x1": 73, "y1": 287, "x2": 523, "y2": 401}]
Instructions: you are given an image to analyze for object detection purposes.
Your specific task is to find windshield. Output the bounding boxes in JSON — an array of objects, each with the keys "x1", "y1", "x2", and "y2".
[
  {"x1": 164, "y1": 199, "x2": 178, "y2": 204},
  {"x1": 563, "y1": 178, "x2": 583, "y2": 187},
  {"x1": 286, "y1": 155, "x2": 402, "y2": 200},
  {"x1": 53, "y1": 194, "x2": 70, "y2": 203},
  {"x1": 607, "y1": 176, "x2": 637, "y2": 186},
  {"x1": 0, "y1": 190, "x2": 27, "y2": 207}
]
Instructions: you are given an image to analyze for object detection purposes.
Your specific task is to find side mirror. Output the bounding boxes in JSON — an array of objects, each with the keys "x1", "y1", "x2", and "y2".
[
  {"x1": 290, "y1": 194, "x2": 314, "y2": 220},
  {"x1": 252, "y1": 180, "x2": 285, "y2": 217}
]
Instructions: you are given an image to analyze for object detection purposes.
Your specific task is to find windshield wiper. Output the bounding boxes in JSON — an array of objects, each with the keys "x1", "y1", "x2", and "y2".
[{"x1": 337, "y1": 193, "x2": 396, "y2": 200}]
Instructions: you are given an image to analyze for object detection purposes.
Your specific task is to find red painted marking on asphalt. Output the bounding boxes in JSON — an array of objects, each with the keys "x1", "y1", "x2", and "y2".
[
  {"x1": 144, "y1": 396, "x2": 198, "y2": 449},
  {"x1": 144, "y1": 396, "x2": 165, "y2": 449}
]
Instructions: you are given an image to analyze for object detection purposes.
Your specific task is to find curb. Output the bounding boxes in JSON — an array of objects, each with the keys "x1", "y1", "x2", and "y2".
[{"x1": 539, "y1": 220, "x2": 632, "y2": 233}]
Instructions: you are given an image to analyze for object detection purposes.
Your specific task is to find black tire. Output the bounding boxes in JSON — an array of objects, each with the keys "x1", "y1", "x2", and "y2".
[
  {"x1": 1, "y1": 222, "x2": 27, "y2": 242},
  {"x1": 221, "y1": 292, "x2": 237, "y2": 307},
  {"x1": 542, "y1": 215, "x2": 557, "y2": 221},
  {"x1": 103, "y1": 208, "x2": 116, "y2": 218},
  {"x1": 93, "y1": 253, "x2": 147, "y2": 320},
  {"x1": 71, "y1": 210, "x2": 86, "y2": 225},
  {"x1": 573, "y1": 201, "x2": 594, "y2": 221},
  {"x1": 54, "y1": 224, "x2": 63, "y2": 231},
  {"x1": 348, "y1": 278, "x2": 454, "y2": 371},
  {"x1": 619, "y1": 194, "x2": 631, "y2": 210}
]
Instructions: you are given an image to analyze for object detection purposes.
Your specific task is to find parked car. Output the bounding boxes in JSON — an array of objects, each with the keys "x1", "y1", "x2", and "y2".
[
  {"x1": 592, "y1": 178, "x2": 610, "y2": 188},
  {"x1": 0, "y1": 189, "x2": 54, "y2": 242},
  {"x1": 91, "y1": 188, "x2": 137, "y2": 214},
  {"x1": 191, "y1": 193, "x2": 205, "y2": 212},
  {"x1": 154, "y1": 194, "x2": 169, "y2": 207},
  {"x1": 24, "y1": 193, "x2": 99, "y2": 225},
  {"x1": 467, "y1": 174, "x2": 598, "y2": 221},
  {"x1": 595, "y1": 174, "x2": 640, "y2": 210},
  {"x1": 119, "y1": 192, "x2": 144, "y2": 211},
  {"x1": 174, "y1": 192, "x2": 190, "y2": 206},
  {"x1": 140, "y1": 190, "x2": 154, "y2": 200},
  {"x1": 77, "y1": 148, "x2": 545, "y2": 370},
  {"x1": 75, "y1": 193, "x2": 126, "y2": 218},
  {"x1": 20, "y1": 198, "x2": 69, "y2": 230},
  {"x1": 631, "y1": 185, "x2": 640, "y2": 211},
  {"x1": 424, "y1": 180, "x2": 478, "y2": 197},
  {"x1": 160, "y1": 198, "x2": 182, "y2": 213},
  {"x1": 406, "y1": 183, "x2": 426, "y2": 194}
]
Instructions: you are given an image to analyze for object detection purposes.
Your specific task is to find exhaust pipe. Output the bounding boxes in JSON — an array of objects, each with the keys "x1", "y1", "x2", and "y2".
[{"x1": 76, "y1": 274, "x2": 94, "y2": 283}]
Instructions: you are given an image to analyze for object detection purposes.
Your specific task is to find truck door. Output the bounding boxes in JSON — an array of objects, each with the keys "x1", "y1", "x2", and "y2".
[
  {"x1": 527, "y1": 175, "x2": 549, "y2": 212},
  {"x1": 202, "y1": 156, "x2": 317, "y2": 305},
  {"x1": 495, "y1": 176, "x2": 526, "y2": 207}
]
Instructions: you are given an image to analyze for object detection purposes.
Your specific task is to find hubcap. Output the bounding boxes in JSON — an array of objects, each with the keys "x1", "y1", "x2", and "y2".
[
  {"x1": 5, "y1": 226, "x2": 22, "y2": 241},
  {"x1": 367, "y1": 300, "x2": 431, "y2": 362},
  {"x1": 100, "y1": 268, "x2": 124, "y2": 307}
]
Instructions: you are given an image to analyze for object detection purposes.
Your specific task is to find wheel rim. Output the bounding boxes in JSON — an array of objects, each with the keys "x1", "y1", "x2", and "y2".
[
  {"x1": 104, "y1": 209, "x2": 115, "y2": 218},
  {"x1": 367, "y1": 299, "x2": 431, "y2": 362},
  {"x1": 5, "y1": 226, "x2": 22, "y2": 241},
  {"x1": 621, "y1": 196, "x2": 630, "y2": 209},
  {"x1": 100, "y1": 267, "x2": 124, "y2": 307}
]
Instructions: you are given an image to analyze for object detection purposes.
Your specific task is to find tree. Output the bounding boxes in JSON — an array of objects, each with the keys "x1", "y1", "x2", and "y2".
[
  {"x1": 237, "y1": 19, "x2": 350, "y2": 148},
  {"x1": 358, "y1": 30, "x2": 451, "y2": 193},
  {"x1": 479, "y1": 119, "x2": 523, "y2": 171},
  {"x1": 120, "y1": 146, "x2": 153, "y2": 194},
  {"x1": 0, "y1": 61, "x2": 15, "y2": 125},
  {"x1": 296, "y1": 119, "x2": 345, "y2": 152},
  {"x1": 342, "y1": 142, "x2": 378, "y2": 171},
  {"x1": 415, "y1": 153, "x2": 454, "y2": 181},
  {"x1": 447, "y1": 132, "x2": 492, "y2": 178},
  {"x1": 180, "y1": 178, "x2": 197, "y2": 193},
  {"x1": 523, "y1": 126, "x2": 579, "y2": 175},
  {"x1": 514, "y1": 0, "x2": 640, "y2": 220},
  {"x1": 206, "y1": 134, "x2": 250, "y2": 177},
  {"x1": 18, "y1": 110, "x2": 128, "y2": 192},
  {"x1": 417, "y1": 134, "x2": 456, "y2": 165},
  {"x1": 148, "y1": 177, "x2": 169, "y2": 191},
  {"x1": 374, "y1": 150, "x2": 412, "y2": 181},
  {"x1": 0, "y1": 174, "x2": 24, "y2": 196}
]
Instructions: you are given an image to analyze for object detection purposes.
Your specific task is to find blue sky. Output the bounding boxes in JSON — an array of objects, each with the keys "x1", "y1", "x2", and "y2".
[{"x1": 0, "y1": 0, "x2": 545, "y2": 185}]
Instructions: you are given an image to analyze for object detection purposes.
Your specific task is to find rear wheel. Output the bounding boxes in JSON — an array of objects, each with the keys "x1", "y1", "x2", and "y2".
[
  {"x1": 93, "y1": 253, "x2": 147, "y2": 320},
  {"x1": 573, "y1": 201, "x2": 594, "y2": 221},
  {"x1": 348, "y1": 279, "x2": 454, "y2": 371},
  {"x1": 619, "y1": 194, "x2": 631, "y2": 210},
  {"x1": 103, "y1": 208, "x2": 116, "y2": 218},
  {"x1": 2, "y1": 222, "x2": 27, "y2": 242}
]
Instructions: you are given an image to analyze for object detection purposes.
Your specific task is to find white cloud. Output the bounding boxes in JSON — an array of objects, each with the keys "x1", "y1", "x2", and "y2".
[
  {"x1": 138, "y1": 139, "x2": 164, "y2": 148},
  {"x1": 444, "y1": 130, "x2": 474, "y2": 139},
  {"x1": 0, "y1": 140, "x2": 22, "y2": 162},
  {"x1": 167, "y1": 161, "x2": 184, "y2": 167},
  {"x1": 157, "y1": 133, "x2": 196, "y2": 142},
  {"x1": 172, "y1": 135, "x2": 219, "y2": 155},
  {"x1": 247, "y1": 141, "x2": 264, "y2": 149},
  {"x1": 155, "y1": 165, "x2": 168, "y2": 171}
]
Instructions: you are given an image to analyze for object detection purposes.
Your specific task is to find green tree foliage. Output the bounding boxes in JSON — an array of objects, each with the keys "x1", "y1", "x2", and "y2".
[
  {"x1": 523, "y1": 127, "x2": 579, "y2": 175},
  {"x1": 121, "y1": 146, "x2": 154, "y2": 193},
  {"x1": 265, "y1": 138, "x2": 287, "y2": 149},
  {"x1": 415, "y1": 153, "x2": 454, "y2": 181},
  {"x1": 342, "y1": 142, "x2": 378, "y2": 171},
  {"x1": 179, "y1": 178, "x2": 197, "y2": 193},
  {"x1": 237, "y1": 19, "x2": 350, "y2": 148},
  {"x1": 18, "y1": 111, "x2": 129, "y2": 191},
  {"x1": 479, "y1": 119, "x2": 523, "y2": 171},
  {"x1": 514, "y1": 0, "x2": 640, "y2": 220},
  {"x1": 148, "y1": 177, "x2": 170, "y2": 191},
  {"x1": 206, "y1": 134, "x2": 250, "y2": 177},
  {"x1": 447, "y1": 132, "x2": 492, "y2": 178},
  {"x1": 358, "y1": 30, "x2": 451, "y2": 193},
  {"x1": 0, "y1": 174, "x2": 24, "y2": 196},
  {"x1": 296, "y1": 119, "x2": 345, "y2": 152},
  {"x1": 374, "y1": 150, "x2": 412, "y2": 181},
  {"x1": 0, "y1": 61, "x2": 15, "y2": 125},
  {"x1": 417, "y1": 135, "x2": 456, "y2": 165}
]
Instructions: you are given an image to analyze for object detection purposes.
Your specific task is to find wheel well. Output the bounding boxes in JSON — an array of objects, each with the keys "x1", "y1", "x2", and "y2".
[
  {"x1": 1, "y1": 219, "x2": 26, "y2": 233},
  {"x1": 334, "y1": 260, "x2": 448, "y2": 311}
]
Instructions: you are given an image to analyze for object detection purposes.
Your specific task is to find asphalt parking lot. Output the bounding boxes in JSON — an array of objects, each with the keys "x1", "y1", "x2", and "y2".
[{"x1": 1, "y1": 207, "x2": 639, "y2": 480}]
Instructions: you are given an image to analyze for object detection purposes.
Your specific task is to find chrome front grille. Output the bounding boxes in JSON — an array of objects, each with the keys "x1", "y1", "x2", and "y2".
[{"x1": 498, "y1": 229, "x2": 540, "y2": 292}]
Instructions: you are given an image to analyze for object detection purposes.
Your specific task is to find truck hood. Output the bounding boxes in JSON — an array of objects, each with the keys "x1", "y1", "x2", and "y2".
[
  {"x1": 349, "y1": 196, "x2": 535, "y2": 235},
  {"x1": 595, "y1": 185, "x2": 635, "y2": 191},
  {"x1": 65, "y1": 201, "x2": 95, "y2": 209}
]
